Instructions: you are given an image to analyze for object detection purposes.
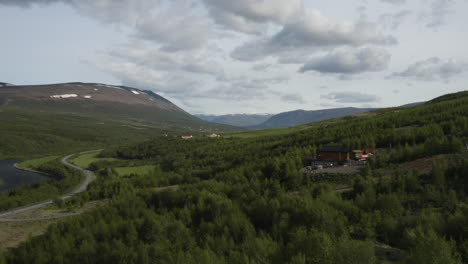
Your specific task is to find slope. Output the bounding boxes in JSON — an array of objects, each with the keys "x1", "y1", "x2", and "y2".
[
  {"x1": 3, "y1": 91, "x2": 467, "y2": 263},
  {"x1": 0, "y1": 82, "x2": 240, "y2": 158}
]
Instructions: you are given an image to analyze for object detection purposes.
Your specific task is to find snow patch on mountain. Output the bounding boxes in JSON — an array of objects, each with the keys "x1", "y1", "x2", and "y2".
[{"x1": 50, "y1": 94, "x2": 78, "y2": 99}]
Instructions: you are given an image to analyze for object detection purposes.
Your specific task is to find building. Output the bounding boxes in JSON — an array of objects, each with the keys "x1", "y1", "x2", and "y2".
[
  {"x1": 206, "y1": 133, "x2": 220, "y2": 138},
  {"x1": 318, "y1": 146, "x2": 352, "y2": 162},
  {"x1": 362, "y1": 148, "x2": 377, "y2": 155},
  {"x1": 181, "y1": 135, "x2": 193, "y2": 139},
  {"x1": 352, "y1": 150, "x2": 364, "y2": 159}
]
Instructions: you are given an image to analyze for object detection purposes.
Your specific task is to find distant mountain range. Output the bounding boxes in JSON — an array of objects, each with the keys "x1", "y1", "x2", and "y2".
[
  {"x1": 196, "y1": 114, "x2": 274, "y2": 127},
  {"x1": 198, "y1": 107, "x2": 376, "y2": 129},
  {"x1": 249, "y1": 107, "x2": 377, "y2": 129}
]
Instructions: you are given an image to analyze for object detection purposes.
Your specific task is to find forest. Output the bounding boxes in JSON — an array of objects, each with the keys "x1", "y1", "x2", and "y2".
[{"x1": 1, "y1": 92, "x2": 467, "y2": 263}]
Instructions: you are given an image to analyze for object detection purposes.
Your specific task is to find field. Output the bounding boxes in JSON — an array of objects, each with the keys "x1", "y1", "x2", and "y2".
[
  {"x1": 15, "y1": 156, "x2": 60, "y2": 170},
  {"x1": 70, "y1": 152, "x2": 120, "y2": 169}
]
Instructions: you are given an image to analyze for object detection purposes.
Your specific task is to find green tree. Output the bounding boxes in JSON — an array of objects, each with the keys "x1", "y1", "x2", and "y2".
[{"x1": 405, "y1": 227, "x2": 461, "y2": 264}]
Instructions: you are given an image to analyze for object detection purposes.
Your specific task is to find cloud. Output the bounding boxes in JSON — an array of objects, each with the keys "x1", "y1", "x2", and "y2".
[
  {"x1": 108, "y1": 44, "x2": 224, "y2": 76},
  {"x1": 135, "y1": 12, "x2": 212, "y2": 51},
  {"x1": 0, "y1": 0, "x2": 158, "y2": 24},
  {"x1": 390, "y1": 57, "x2": 468, "y2": 81},
  {"x1": 281, "y1": 94, "x2": 306, "y2": 104},
  {"x1": 321, "y1": 92, "x2": 381, "y2": 103},
  {"x1": 0, "y1": 0, "x2": 63, "y2": 7},
  {"x1": 201, "y1": 0, "x2": 303, "y2": 34},
  {"x1": 379, "y1": 10, "x2": 412, "y2": 30},
  {"x1": 381, "y1": 0, "x2": 407, "y2": 4},
  {"x1": 231, "y1": 9, "x2": 397, "y2": 62},
  {"x1": 252, "y1": 63, "x2": 274, "y2": 72},
  {"x1": 423, "y1": 0, "x2": 455, "y2": 28},
  {"x1": 299, "y1": 47, "x2": 391, "y2": 74}
]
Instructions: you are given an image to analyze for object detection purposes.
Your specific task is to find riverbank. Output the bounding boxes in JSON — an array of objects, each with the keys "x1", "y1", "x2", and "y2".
[
  {"x1": 0, "y1": 160, "x2": 50, "y2": 193},
  {"x1": 0, "y1": 158, "x2": 83, "y2": 213}
]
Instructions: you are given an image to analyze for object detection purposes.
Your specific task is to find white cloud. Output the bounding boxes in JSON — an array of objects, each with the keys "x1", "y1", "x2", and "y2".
[
  {"x1": 201, "y1": 0, "x2": 303, "y2": 33},
  {"x1": 231, "y1": 9, "x2": 396, "y2": 62},
  {"x1": 381, "y1": 0, "x2": 407, "y2": 4},
  {"x1": 135, "y1": 12, "x2": 212, "y2": 51},
  {"x1": 281, "y1": 94, "x2": 306, "y2": 104},
  {"x1": 425, "y1": 0, "x2": 455, "y2": 28},
  {"x1": 299, "y1": 47, "x2": 391, "y2": 74},
  {"x1": 379, "y1": 10, "x2": 412, "y2": 30},
  {"x1": 321, "y1": 92, "x2": 381, "y2": 103},
  {"x1": 390, "y1": 57, "x2": 468, "y2": 81}
]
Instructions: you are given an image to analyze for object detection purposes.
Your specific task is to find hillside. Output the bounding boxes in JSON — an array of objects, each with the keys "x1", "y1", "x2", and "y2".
[
  {"x1": 196, "y1": 113, "x2": 274, "y2": 127},
  {"x1": 429, "y1": 90, "x2": 468, "y2": 104},
  {"x1": 250, "y1": 107, "x2": 376, "y2": 129},
  {"x1": 2, "y1": 91, "x2": 467, "y2": 263},
  {"x1": 0, "y1": 82, "x2": 240, "y2": 158}
]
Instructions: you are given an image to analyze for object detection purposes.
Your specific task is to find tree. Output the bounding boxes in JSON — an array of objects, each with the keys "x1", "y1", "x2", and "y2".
[{"x1": 405, "y1": 227, "x2": 461, "y2": 264}]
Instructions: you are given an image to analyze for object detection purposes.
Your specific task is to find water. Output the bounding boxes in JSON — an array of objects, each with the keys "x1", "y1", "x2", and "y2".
[{"x1": 0, "y1": 160, "x2": 50, "y2": 192}]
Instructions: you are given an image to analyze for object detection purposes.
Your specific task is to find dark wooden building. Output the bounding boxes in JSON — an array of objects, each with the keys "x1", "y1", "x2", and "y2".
[{"x1": 318, "y1": 146, "x2": 352, "y2": 162}]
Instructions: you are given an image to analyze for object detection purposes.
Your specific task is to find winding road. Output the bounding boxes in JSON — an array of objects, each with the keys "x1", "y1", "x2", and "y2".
[{"x1": 0, "y1": 150, "x2": 99, "y2": 218}]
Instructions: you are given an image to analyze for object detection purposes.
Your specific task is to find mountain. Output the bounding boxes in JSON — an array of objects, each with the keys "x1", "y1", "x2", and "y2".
[
  {"x1": 0, "y1": 82, "x2": 240, "y2": 158},
  {"x1": 196, "y1": 114, "x2": 274, "y2": 127},
  {"x1": 250, "y1": 107, "x2": 376, "y2": 130},
  {"x1": 0, "y1": 82, "x2": 14, "y2": 87},
  {"x1": 0, "y1": 82, "x2": 239, "y2": 129}
]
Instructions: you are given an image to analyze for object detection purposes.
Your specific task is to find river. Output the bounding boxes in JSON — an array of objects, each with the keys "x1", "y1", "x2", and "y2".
[{"x1": 0, "y1": 160, "x2": 50, "y2": 192}]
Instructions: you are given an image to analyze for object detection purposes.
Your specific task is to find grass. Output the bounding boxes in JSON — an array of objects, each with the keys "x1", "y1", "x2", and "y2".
[
  {"x1": 71, "y1": 153, "x2": 158, "y2": 176},
  {"x1": 0, "y1": 200, "x2": 107, "y2": 252},
  {"x1": 114, "y1": 165, "x2": 158, "y2": 176},
  {"x1": 70, "y1": 153, "x2": 120, "y2": 169},
  {"x1": 15, "y1": 156, "x2": 60, "y2": 170}
]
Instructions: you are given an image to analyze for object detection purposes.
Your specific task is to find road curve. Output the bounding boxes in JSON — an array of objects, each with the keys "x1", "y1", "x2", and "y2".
[{"x1": 0, "y1": 150, "x2": 100, "y2": 218}]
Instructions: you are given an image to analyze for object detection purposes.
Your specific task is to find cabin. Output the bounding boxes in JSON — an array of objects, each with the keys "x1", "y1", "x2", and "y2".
[
  {"x1": 362, "y1": 148, "x2": 377, "y2": 155},
  {"x1": 181, "y1": 135, "x2": 193, "y2": 139},
  {"x1": 206, "y1": 133, "x2": 220, "y2": 138},
  {"x1": 352, "y1": 150, "x2": 364, "y2": 159},
  {"x1": 318, "y1": 146, "x2": 352, "y2": 162}
]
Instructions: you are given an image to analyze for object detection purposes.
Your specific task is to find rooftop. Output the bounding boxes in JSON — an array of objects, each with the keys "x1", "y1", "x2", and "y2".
[{"x1": 320, "y1": 146, "x2": 351, "y2": 153}]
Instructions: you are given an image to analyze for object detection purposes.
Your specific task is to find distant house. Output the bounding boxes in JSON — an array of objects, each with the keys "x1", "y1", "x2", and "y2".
[
  {"x1": 318, "y1": 146, "x2": 352, "y2": 162},
  {"x1": 362, "y1": 148, "x2": 377, "y2": 155},
  {"x1": 181, "y1": 135, "x2": 193, "y2": 139},
  {"x1": 352, "y1": 150, "x2": 364, "y2": 159},
  {"x1": 206, "y1": 133, "x2": 220, "y2": 138}
]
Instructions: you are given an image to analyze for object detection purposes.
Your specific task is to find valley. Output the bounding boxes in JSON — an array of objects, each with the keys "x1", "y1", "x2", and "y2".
[
  {"x1": 0, "y1": 90, "x2": 466, "y2": 263},
  {"x1": 2, "y1": 1, "x2": 467, "y2": 263}
]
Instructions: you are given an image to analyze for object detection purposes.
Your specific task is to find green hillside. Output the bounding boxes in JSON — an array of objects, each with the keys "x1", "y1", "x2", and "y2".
[
  {"x1": 0, "y1": 83, "x2": 240, "y2": 158},
  {"x1": 2, "y1": 92, "x2": 467, "y2": 263}
]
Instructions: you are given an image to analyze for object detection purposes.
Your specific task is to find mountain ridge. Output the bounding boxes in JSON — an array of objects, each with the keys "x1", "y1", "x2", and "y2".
[
  {"x1": 196, "y1": 113, "x2": 274, "y2": 127},
  {"x1": 0, "y1": 82, "x2": 232, "y2": 130}
]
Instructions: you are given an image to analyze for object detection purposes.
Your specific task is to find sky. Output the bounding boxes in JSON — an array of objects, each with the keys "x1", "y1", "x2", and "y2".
[{"x1": 1, "y1": 0, "x2": 467, "y2": 115}]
